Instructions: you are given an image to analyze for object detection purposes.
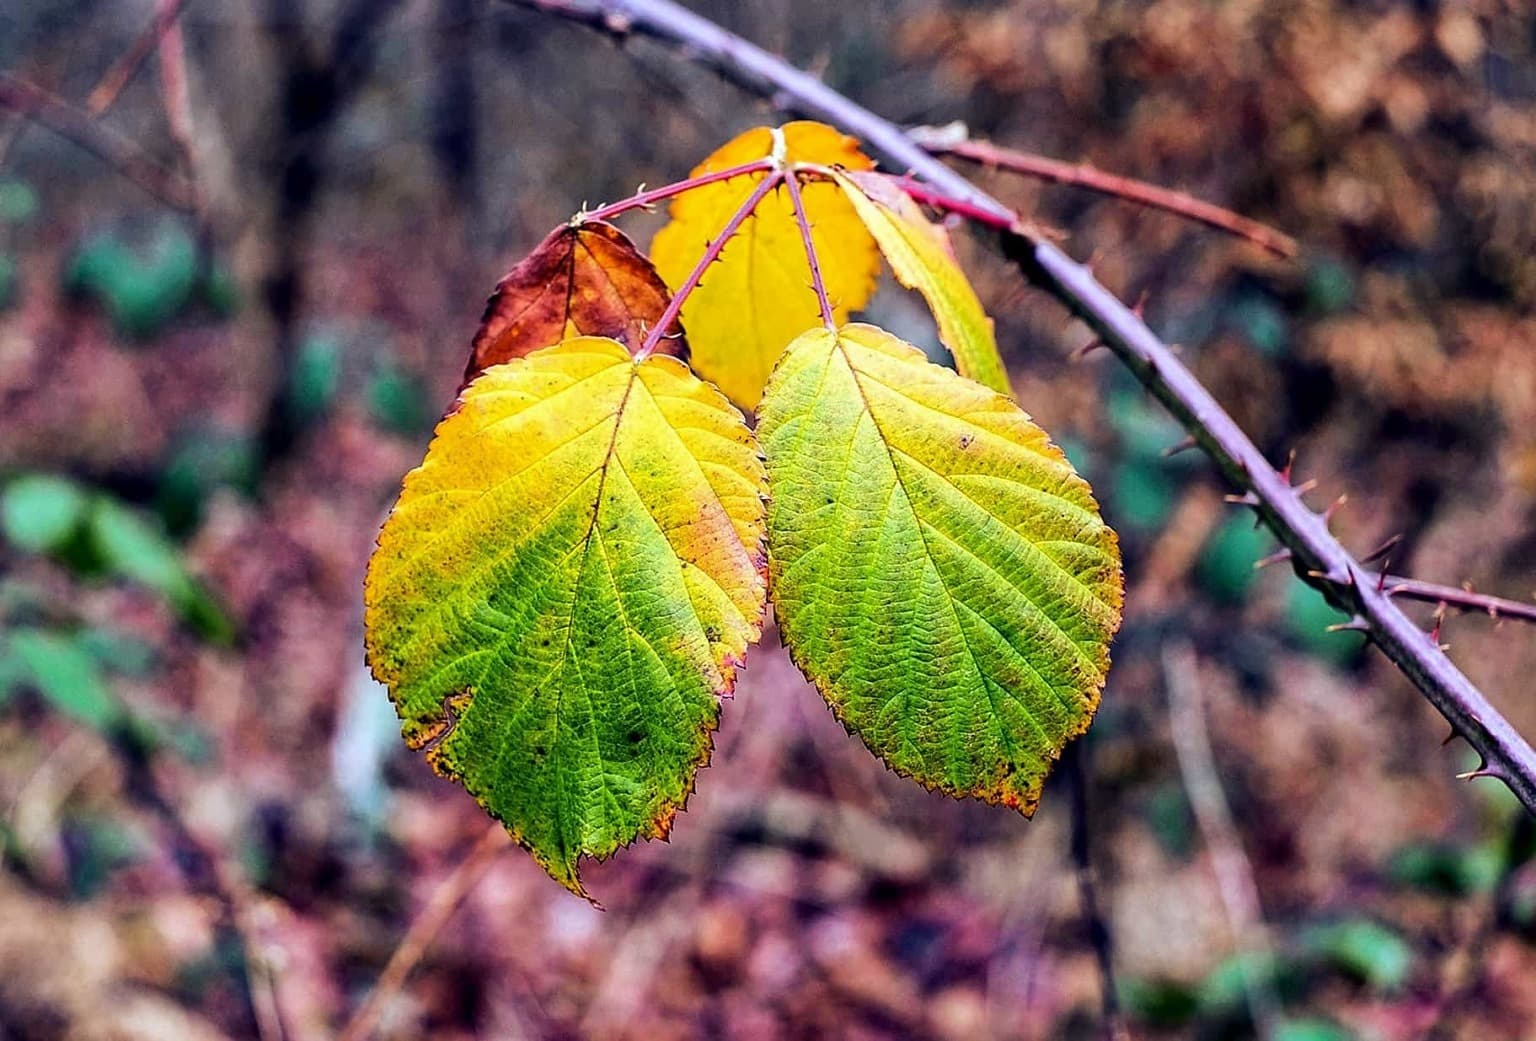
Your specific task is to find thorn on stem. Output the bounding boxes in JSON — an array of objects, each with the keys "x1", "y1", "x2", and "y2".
[
  {"x1": 1253, "y1": 549, "x2": 1292, "y2": 571},
  {"x1": 1162, "y1": 436, "x2": 1197, "y2": 458},
  {"x1": 1323, "y1": 494, "x2": 1348, "y2": 523},
  {"x1": 1361, "y1": 533, "x2": 1404, "y2": 565},
  {"x1": 1278, "y1": 449, "x2": 1297, "y2": 485},
  {"x1": 1224, "y1": 492, "x2": 1260, "y2": 507}
]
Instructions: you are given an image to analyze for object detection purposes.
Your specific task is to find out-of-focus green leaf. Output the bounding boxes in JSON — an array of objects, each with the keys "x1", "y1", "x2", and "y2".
[
  {"x1": 287, "y1": 333, "x2": 343, "y2": 427},
  {"x1": 1275, "y1": 1019, "x2": 1354, "y2": 1041},
  {"x1": 366, "y1": 363, "x2": 432, "y2": 436},
  {"x1": 7, "y1": 628, "x2": 120, "y2": 730},
  {"x1": 1, "y1": 474, "x2": 89, "y2": 553},
  {"x1": 88, "y1": 496, "x2": 233, "y2": 644},
  {"x1": 157, "y1": 428, "x2": 259, "y2": 536},
  {"x1": 76, "y1": 627, "x2": 157, "y2": 678},
  {"x1": 1111, "y1": 460, "x2": 1177, "y2": 534},
  {"x1": 0, "y1": 254, "x2": 16, "y2": 312},
  {"x1": 1303, "y1": 919, "x2": 1413, "y2": 990},
  {"x1": 1285, "y1": 582, "x2": 1364, "y2": 667},
  {"x1": 0, "y1": 178, "x2": 39, "y2": 223},
  {"x1": 64, "y1": 814, "x2": 144, "y2": 899},
  {"x1": 65, "y1": 222, "x2": 199, "y2": 339},
  {"x1": 1143, "y1": 782, "x2": 1196, "y2": 859},
  {"x1": 1198, "y1": 515, "x2": 1275, "y2": 605},
  {"x1": 1121, "y1": 977, "x2": 1199, "y2": 1027},
  {"x1": 1306, "y1": 256, "x2": 1356, "y2": 316},
  {"x1": 1387, "y1": 840, "x2": 1503, "y2": 897},
  {"x1": 1228, "y1": 293, "x2": 1290, "y2": 358}
]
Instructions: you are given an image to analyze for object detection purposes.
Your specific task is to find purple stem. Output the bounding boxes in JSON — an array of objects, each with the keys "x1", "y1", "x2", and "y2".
[{"x1": 637, "y1": 167, "x2": 782, "y2": 358}]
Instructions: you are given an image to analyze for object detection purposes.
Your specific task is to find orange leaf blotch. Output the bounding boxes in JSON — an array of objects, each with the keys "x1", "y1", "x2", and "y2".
[{"x1": 465, "y1": 220, "x2": 685, "y2": 382}]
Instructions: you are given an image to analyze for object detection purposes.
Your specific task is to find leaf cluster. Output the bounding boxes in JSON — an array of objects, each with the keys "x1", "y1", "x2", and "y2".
[{"x1": 364, "y1": 123, "x2": 1123, "y2": 898}]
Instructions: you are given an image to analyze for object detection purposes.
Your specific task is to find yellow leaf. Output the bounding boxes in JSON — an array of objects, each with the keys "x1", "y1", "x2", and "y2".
[
  {"x1": 364, "y1": 337, "x2": 767, "y2": 898},
  {"x1": 650, "y1": 121, "x2": 880, "y2": 409},
  {"x1": 833, "y1": 169, "x2": 1010, "y2": 396}
]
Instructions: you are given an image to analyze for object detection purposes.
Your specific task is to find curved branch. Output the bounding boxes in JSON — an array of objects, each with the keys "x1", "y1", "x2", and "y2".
[
  {"x1": 507, "y1": 0, "x2": 1536, "y2": 814},
  {"x1": 908, "y1": 125, "x2": 1298, "y2": 259},
  {"x1": 0, "y1": 73, "x2": 195, "y2": 211}
]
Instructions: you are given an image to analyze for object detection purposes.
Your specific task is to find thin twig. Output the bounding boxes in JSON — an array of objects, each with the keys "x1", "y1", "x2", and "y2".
[
  {"x1": 336, "y1": 824, "x2": 512, "y2": 1041},
  {"x1": 1380, "y1": 577, "x2": 1536, "y2": 625},
  {"x1": 637, "y1": 167, "x2": 782, "y2": 357},
  {"x1": 908, "y1": 126, "x2": 1298, "y2": 260},
  {"x1": 506, "y1": 0, "x2": 1536, "y2": 816},
  {"x1": 0, "y1": 72, "x2": 195, "y2": 210},
  {"x1": 87, "y1": 0, "x2": 195, "y2": 115},
  {"x1": 1163, "y1": 643, "x2": 1281, "y2": 1040},
  {"x1": 112, "y1": 726, "x2": 288, "y2": 1041},
  {"x1": 1064, "y1": 743, "x2": 1129, "y2": 1041}
]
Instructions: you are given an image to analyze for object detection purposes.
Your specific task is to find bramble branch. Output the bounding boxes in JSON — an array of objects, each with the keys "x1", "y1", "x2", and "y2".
[
  {"x1": 908, "y1": 124, "x2": 1299, "y2": 259},
  {"x1": 509, "y1": 0, "x2": 1536, "y2": 814},
  {"x1": 0, "y1": 72, "x2": 196, "y2": 211}
]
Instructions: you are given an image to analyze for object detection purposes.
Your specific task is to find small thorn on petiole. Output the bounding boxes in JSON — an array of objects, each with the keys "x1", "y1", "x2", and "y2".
[
  {"x1": 1362, "y1": 534, "x2": 1404, "y2": 565},
  {"x1": 1254, "y1": 549, "x2": 1292, "y2": 570},
  {"x1": 1071, "y1": 339, "x2": 1105, "y2": 362}
]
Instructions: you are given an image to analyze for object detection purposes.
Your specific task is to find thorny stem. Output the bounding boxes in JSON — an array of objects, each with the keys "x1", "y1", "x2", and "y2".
[
  {"x1": 579, "y1": 157, "x2": 776, "y2": 223},
  {"x1": 637, "y1": 166, "x2": 783, "y2": 358},
  {"x1": 1381, "y1": 576, "x2": 1536, "y2": 626},
  {"x1": 908, "y1": 126, "x2": 1299, "y2": 260},
  {"x1": 508, "y1": 0, "x2": 1536, "y2": 817},
  {"x1": 783, "y1": 169, "x2": 835, "y2": 329}
]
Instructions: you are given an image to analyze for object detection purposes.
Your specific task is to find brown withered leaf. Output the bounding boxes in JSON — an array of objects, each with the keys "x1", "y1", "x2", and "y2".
[{"x1": 465, "y1": 220, "x2": 685, "y2": 381}]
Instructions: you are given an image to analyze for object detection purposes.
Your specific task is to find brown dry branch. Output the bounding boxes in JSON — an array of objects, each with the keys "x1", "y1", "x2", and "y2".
[
  {"x1": 87, "y1": 0, "x2": 195, "y2": 115},
  {"x1": 508, "y1": 0, "x2": 1536, "y2": 815},
  {"x1": 0, "y1": 72, "x2": 196, "y2": 211},
  {"x1": 1164, "y1": 643, "x2": 1282, "y2": 1041},
  {"x1": 335, "y1": 824, "x2": 511, "y2": 1041}
]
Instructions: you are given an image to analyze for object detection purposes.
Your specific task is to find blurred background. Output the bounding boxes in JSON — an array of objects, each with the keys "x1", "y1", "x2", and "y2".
[{"x1": 2, "y1": 0, "x2": 1536, "y2": 1038}]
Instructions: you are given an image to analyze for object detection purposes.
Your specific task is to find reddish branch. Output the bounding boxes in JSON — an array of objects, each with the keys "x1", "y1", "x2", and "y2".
[
  {"x1": 1381, "y1": 577, "x2": 1536, "y2": 625},
  {"x1": 909, "y1": 127, "x2": 1299, "y2": 259},
  {"x1": 0, "y1": 72, "x2": 195, "y2": 211},
  {"x1": 87, "y1": 0, "x2": 194, "y2": 115},
  {"x1": 638, "y1": 167, "x2": 783, "y2": 357},
  {"x1": 581, "y1": 157, "x2": 776, "y2": 222},
  {"x1": 509, "y1": 0, "x2": 1536, "y2": 815}
]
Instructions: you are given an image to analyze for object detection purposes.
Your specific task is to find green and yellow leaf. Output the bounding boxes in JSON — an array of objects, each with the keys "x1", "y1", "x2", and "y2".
[
  {"x1": 365, "y1": 337, "x2": 767, "y2": 898},
  {"x1": 758, "y1": 323, "x2": 1121, "y2": 815},
  {"x1": 834, "y1": 169, "x2": 1010, "y2": 396},
  {"x1": 650, "y1": 121, "x2": 880, "y2": 409},
  {"x1": 467, "y1": 220, "x2": 684, "y2": 382}
]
